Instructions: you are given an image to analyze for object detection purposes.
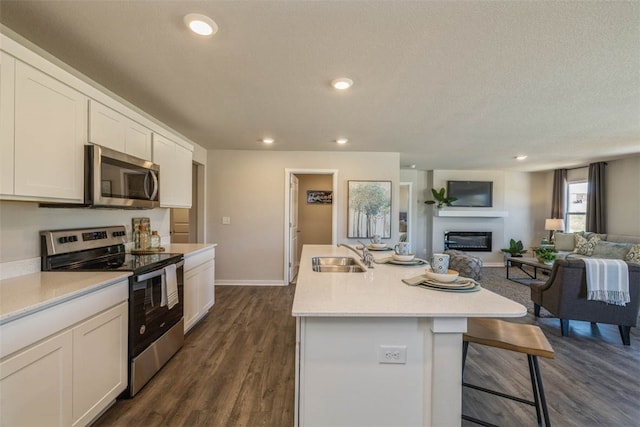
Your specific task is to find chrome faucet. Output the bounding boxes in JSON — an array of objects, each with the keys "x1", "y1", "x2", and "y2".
[{"x1": 337, "y1": 241, "x2": 375, "y2": 268}]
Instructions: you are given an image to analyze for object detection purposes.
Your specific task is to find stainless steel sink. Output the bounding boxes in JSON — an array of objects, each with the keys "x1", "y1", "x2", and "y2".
[{"x1": 311, "y1": 257, "x2": 366, "y2": 273}]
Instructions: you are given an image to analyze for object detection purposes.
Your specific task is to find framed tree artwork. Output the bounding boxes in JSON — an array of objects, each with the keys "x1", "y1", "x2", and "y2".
[{"x1": 347, "y1": 180, "x2": 392, "y2": 238}]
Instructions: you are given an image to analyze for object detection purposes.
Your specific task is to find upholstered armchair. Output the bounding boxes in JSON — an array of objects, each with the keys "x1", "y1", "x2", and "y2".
[{"x1": 530, "y1": 258, "x2": 640, "y2": 345}]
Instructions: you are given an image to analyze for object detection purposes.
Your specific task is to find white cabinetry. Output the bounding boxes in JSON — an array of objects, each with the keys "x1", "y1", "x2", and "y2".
[
  {"x1": 184, "y1": 247, "x2": 216, "y2": 333},
  {"x1": 0, "y1": 330, "x2": 73, "y2": 426},
  {"x1": 153, "y1": 133, "x2": 192, "y2": 208},
  {"x1": 0, "y1": 280, "x2": 128, "y2": 427},
  {"x1": 72, "y1": 302, "x2": 128, "y2": 426},
  {"x1": 88, "y1": 100, "x2": 152, "y2": 160},
  {"x1": 0, "y1": 58, "x2": 86, "y2": 202}
]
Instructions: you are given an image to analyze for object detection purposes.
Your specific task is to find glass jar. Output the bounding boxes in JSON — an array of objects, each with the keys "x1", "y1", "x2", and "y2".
[{"x1": 150, "y1": 230, "x2": 160, "y2": 249}]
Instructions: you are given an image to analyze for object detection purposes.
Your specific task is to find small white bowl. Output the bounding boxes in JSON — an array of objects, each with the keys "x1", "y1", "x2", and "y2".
[
  {"x1": 425, "y1": 269, "x2": 459, "y2": 283},
  {"x1": 393, "y1": 253, "x2": 415, "y2": 262},
  {"x1": 370, "y1": 243, "x2": 386, "y2": 249}
]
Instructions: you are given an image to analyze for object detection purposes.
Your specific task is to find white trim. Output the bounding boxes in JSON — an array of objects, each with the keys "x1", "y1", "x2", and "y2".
[
  {"x1": 284, "y1": 169, "x2": 338, "y2": 284},
  {"x1": 0, "y1": 257, "x2": 41, "y2": 280},
  {"x1": 216, "y1": 280, "x2": 288, "y2": 287}
]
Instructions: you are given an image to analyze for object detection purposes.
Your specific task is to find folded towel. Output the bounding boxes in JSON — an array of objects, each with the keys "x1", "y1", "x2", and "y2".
[
  {"x1": 583, "y1": 258, "x2": 630, "y2": 306},
  {"x1": 165, "y1": 264, "x2": 179, "y2": 310}
]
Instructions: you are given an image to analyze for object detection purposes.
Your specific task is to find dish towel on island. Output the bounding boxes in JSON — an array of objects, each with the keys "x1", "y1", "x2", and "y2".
[
  {"x1": 583, "y1": 258, "x2": 630, "y2": 306},
  {"x1": 160, "y1": 264, "x2": 179, "y2": 310}
]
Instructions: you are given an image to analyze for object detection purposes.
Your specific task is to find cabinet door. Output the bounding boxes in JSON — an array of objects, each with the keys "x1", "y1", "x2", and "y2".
[
  {"x1": 88, "y1": 99, "x2": 126, "y2": 152},
  {"x1": 0, "y1": 330, "x2": 73, "y2": 427},
  {"x1": 153, "y1": 133, "x2": 192, "y2": 208},
  {"x1": 72, "y1": 302, "x2": 128, "y2": 427},
  {"x1": 201, "y1": 260, "x2": 215, "y2": 311},
  {"x1": 183, "y1": 265, "x2": 201, "y2": 333},
  {"x1": 0, "y1": 52, "x2": 16, "y2": 195},
  {"x1": 89, "y1": 100, "x2": 152, "y2": 160},
  {"x1": 125, "y1": 120, "x2": 152, "y2": 161},
  {"x1": 14, "y1": 61, "x2": 86, "y2": 201}
]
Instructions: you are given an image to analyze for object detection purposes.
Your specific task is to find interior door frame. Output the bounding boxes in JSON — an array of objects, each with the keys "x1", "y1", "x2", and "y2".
[
  {"x1": 399, "y1": 181, "x2": 413, "y2": 244},
  {"x1": 284, "y1": 168, "x2": 338, "y2": 284}
]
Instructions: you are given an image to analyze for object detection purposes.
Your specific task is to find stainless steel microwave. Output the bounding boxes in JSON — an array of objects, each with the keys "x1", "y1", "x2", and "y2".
[{"x1": 86, "y1": 145, "x2": 160, "y2": 209}]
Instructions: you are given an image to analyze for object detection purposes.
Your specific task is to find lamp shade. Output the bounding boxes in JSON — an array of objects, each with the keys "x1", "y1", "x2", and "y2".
[{"x1": 545, "y1": 218, "x2": 565, "y2": 231}]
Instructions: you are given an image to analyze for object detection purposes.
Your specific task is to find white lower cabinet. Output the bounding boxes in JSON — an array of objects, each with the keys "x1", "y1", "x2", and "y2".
[
  {"x1": 0, "y1": 302, "x2": 128, "y2": 427},
  {"x1": 0, "y1": 329, "x2": 73, "y2": 426},
  {"x1": 72, "y1": 302, "x2": 128, "y2": 426},
  {"x1": 184, "y1": 248, "x2": 216, "y2": 333}
]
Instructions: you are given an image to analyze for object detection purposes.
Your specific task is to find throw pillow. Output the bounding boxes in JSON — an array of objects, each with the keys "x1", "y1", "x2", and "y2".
[
  {"x1": 591, "y1": 241, "x2": 632, "y2": 259},
  {"x1": 574, "y1": 234, "x2": 600, "y2": 256},
  {"x1": 554, "y1": 233, "x2": 576, "y2": 251},
  {"x1": 625, "y1": 244, "x2": 640, "y2": 263}
]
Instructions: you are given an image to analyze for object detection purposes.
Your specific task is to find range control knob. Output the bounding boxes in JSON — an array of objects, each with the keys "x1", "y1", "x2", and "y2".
[{"x1": 58, "y1": 236, "x2": 68, "y2": 243}]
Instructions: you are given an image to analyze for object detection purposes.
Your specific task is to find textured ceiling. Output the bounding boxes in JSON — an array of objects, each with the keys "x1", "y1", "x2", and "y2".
[{"x1": 1, "y1": 1, "x2": 639, "y2": 171}]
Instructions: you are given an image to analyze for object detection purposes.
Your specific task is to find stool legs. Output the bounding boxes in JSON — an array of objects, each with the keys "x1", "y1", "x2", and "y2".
[
  {"x1": 529, "y1": 355, "x2": 551, "y2": 427},
  {"x1": 462, "y1": 345, "x2": 552, "y2": 426}
]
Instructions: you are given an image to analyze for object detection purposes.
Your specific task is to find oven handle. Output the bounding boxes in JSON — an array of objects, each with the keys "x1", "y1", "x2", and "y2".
[{"x1": 132, "y1": 260, "x2": 184, "y2": 283}]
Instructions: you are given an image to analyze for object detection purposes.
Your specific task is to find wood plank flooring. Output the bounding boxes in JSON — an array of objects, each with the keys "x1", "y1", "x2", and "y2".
[{"x1": 94, "y1": 284, "x2": 639, "y2": 427}]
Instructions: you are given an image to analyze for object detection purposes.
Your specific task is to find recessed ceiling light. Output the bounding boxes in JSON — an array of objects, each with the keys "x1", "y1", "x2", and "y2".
[
  {"x1": 184, "y1": 13, "x2": 218, "y2": 36},
  {"x1": 331, "y1": 78, "x2": 353, "y2": 90},
  {"x1": 336, "y1": 138, "x2": 348, "y2": 145},
  {"x1": 514, "y1": 155, "x2": 528, "y2": 160},
  {"x1": 262, "y1": 138, "x2": 274, "y2": 144},
  {"x1": 410, "y1": 164, "x2": 416, "y2": 169}
]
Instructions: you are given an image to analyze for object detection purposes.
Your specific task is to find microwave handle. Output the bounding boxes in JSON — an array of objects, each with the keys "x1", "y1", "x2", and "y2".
[
  {"x1": 133, "y1": 260, "x2": 184, "y2": 284},
  {"x1": 144, "y1": 170, "x2": 159, "y2": 201}
]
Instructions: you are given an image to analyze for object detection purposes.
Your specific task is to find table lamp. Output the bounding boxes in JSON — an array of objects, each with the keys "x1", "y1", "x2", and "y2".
[{"x1": 544, "y1": 218, "x2": 565, "y2": 243}]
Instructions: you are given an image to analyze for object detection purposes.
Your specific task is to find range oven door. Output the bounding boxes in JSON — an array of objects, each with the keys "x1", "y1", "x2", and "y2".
[
  {"x1": 129, "y1": 261, "x2": 184, "y2": 358},
  {"x1": 86, "y1": 144, "x2": 160, "y2": 209}
]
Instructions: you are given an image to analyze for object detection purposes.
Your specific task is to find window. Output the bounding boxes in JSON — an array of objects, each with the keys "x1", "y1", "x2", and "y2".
[{"x1": 566, "y1": 181, "x2": 587, "y2": 232}]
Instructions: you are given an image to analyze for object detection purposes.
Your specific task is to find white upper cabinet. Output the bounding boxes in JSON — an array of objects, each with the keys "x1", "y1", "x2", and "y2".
[
  {"x1": 3, "y1": 59, "x2": 87, "y2": 202},
  {"x1": 153, "y1": 133, "x2": 192, "y2": 208},
  {"x1": 0, "y1": 52, "x2": 16, "y2": 195},
  {"x1": 89, "y1": 100, "x2": 152, "y2": 161}
]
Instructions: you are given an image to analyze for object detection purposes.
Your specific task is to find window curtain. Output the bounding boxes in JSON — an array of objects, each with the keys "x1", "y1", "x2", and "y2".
[
  {"x1": 550, "y1": 169, "x2": 567, "y2": 220},
  {"x1": 586, "y1": 162, "x2": 607, "y2": 233}
]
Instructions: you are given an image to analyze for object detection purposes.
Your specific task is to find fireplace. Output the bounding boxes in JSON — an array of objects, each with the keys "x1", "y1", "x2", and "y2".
[{"x1": 444, "y1": 231, "x2": 492, "y2": 252}]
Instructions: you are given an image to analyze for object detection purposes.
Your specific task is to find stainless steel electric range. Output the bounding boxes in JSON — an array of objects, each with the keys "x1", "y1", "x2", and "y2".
[{"x1": 40, "y1": 225, "x2": 184, "y2": 397}]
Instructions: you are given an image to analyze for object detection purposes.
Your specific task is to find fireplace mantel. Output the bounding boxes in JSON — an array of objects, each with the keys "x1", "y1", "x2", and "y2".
[{"x1": 434, "y1": 209, "x2": 509, "y2": 218}]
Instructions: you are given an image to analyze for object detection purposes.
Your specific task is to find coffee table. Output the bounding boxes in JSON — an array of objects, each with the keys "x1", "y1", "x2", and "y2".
[{"x1": 506, "y1": 257, "x2": 553, "y2": 286}]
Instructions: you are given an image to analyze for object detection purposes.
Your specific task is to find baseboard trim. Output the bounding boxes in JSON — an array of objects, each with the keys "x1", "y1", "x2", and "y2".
[{"x1": 216, "y1": 280, "x2": 289, "y2": 287}]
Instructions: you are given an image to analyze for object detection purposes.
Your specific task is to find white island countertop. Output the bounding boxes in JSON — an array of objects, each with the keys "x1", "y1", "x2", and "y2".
[{"x1": 292, "y1": 244, "x2": 526, "y2": 318}]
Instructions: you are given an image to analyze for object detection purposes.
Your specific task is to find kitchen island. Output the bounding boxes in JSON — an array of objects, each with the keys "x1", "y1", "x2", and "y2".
[{"x1": 292, "y1": 245, "x2": 526, "y2": 427}]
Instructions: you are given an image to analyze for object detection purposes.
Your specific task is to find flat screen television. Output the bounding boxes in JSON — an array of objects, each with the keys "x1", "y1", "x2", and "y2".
[{"x1": 446, "y1": 181, "x2": 493, "y2": 207}]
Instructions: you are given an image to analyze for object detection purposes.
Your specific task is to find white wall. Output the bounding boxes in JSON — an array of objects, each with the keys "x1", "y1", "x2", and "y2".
[
  {"x1": 429, "y1": 170, "x2": 533, "y2": 265},
  {"x1": 607, "y1": 155, "x2": 640, "y2": 236},
  {"x1": 0, "y1": 201, "x2": 170, "y2": 263},
  {"x1": 207, "y1": 150, "x2": 400, "y2": 283},
  {"x1": 531, "y1": 154, "x2": 640, "y2": 239}
]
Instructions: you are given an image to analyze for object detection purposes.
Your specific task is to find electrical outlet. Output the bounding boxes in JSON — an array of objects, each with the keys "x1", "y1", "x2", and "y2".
[
  {"x1": 378, "y1": 345, "x2": 407, "y2": 364},
  {"x1": 222, "y1": 216, "x2": 231, "y2": 225}
]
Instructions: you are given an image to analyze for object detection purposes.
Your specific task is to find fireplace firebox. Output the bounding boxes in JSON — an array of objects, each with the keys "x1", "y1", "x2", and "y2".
[{"x1": 444, "y1": 231, "x2": 492, "y2": 252}]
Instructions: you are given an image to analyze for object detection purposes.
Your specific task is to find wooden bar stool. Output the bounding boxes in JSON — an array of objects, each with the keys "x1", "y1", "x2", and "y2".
[{"x1": 462, "y1": 318, "x2": 555, "y2": 427}]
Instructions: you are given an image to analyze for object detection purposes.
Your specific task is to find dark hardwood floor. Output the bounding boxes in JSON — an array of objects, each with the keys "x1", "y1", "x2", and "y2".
[{"x1": 94, "y1": 284, "x2": 639, "y2": 427}]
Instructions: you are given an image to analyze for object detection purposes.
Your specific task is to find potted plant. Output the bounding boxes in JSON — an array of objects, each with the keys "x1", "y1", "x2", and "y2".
[
  {"x1": 534, "y1": 247, "x2": 557, "y2": 265},
  {"x1": 501, "y1": 239, "x2": 527, "y2": 257},
  {"x1": 424, "y1": 187, "x2": 457, "y2": 209}
]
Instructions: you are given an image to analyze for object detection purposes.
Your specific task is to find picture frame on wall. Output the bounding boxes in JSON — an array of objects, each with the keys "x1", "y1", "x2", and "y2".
[
  {"x1": 347, "y1": 180, "x2": 391, "y2": 238},
  {"x1": 307, "y1": 190, "x2": 333, "y2": 204}
]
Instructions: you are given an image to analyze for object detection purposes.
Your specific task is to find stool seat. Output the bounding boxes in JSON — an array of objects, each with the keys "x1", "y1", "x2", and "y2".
[{"x1": 465, "y1": 318, "x2": 554, "y2": 359}]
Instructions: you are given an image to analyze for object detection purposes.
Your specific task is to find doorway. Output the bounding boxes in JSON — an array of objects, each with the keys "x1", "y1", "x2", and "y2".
[
  {"x1": 399, "y1": 182, "x2": 412, "y2": 244},
  {"x1": 284, "y1": 169, "x2": 338, "y2": 284}
]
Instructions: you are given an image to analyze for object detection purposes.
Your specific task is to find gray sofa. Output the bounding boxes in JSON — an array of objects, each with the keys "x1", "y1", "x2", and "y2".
[{"x1": 530, "y1": 233, "x2": 640, "y2": 345}]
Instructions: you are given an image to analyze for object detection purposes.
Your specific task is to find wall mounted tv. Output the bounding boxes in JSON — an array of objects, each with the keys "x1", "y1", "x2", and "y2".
[{"x1": 446, "y1": 181, "x2": 493, "y2": 207}]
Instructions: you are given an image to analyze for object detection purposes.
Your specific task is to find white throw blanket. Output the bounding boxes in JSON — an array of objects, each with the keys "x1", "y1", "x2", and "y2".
[
  {"x1": 583, "y1": 258, "x2": 630, "y2": 306},
  {"x1": 161, "y1": 264, "x2": 179, "y2": 310}
]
